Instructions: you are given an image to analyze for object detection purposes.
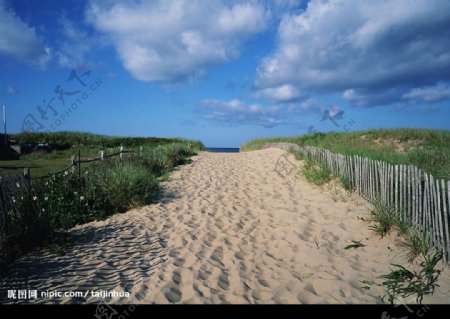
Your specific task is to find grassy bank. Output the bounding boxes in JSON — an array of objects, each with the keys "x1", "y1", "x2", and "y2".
[
  {"x1": 1, "y1": 132, "x2": 204, "y2": 177},
  {"x1": 0, "y1": 137, "x2": 204, "y2": 271},
  {"x1": 242, "y1": 128, "x2": 450, "y2": 179}
]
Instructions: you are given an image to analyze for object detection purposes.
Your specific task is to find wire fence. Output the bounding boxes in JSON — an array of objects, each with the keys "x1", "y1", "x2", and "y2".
[
  {"x1": 265, "y1": 142, "x2": 450, "y2": 264},
  {"x1": 0, "y1": 147, "x2": 136, "y2": 268}
]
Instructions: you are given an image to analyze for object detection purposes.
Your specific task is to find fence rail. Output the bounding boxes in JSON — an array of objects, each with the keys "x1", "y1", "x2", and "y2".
[
  {"x1": 264, "y1": 142, "x2": 450, "y2": 264},
  {"x1": 0, "y1": 147, "x2": 136, "y2": 267}
]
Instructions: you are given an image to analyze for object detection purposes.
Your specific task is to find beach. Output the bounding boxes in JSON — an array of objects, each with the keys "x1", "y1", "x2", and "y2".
[{"x1": 1, "y1": 148, "x2": 449, "y2": 304}]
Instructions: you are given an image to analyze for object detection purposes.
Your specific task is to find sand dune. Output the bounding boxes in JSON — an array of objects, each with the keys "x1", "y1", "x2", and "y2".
[{"x1": 1, "y1": 148, "x2": 449, "y2": 304}]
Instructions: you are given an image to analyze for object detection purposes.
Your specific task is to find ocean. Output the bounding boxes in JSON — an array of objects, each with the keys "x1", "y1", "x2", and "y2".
[{"x1": 206, "y1": 148, "x2": 240, "y2": 153}]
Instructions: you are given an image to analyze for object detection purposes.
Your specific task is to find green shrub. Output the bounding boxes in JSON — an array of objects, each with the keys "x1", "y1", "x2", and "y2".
[
  {"x1": 86, "y1": 161, "x2": 158, "y2": 210},
  {"x1": 362, "y1": 251, "x2": 442, "y2": 304},
  {"x1": 302, "y1": 160, "x2": 332, "y2": 186},
  {"x1": 401, "y1": 228, "x2": 432, "y2": 261},
  {"x1": 368, "y1": 200, "x2": 398, "y2": 237}
]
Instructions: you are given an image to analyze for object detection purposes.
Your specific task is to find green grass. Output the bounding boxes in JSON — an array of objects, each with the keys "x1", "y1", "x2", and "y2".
[
  {"x1": 401, "y1": 228, "x2": 432, "y2": 262},
  {"x1": 0, "y1": 157, "x2": 70, "y2": 177},
  {"x1": 10, "y1": 131, "x2": 205, "y2": 149},
  {"x1": 302, "y1": 160, "x2": 332, "y2": 186},
  {"x1": 241, "y1": 128, "x2": 450, "y2": 179},
  {"x1": 1, "y1": 132, "x2": 205, "y2": 177},
  {"x1": 368, "y1": 200, "x2": 399, "y2": 237}
]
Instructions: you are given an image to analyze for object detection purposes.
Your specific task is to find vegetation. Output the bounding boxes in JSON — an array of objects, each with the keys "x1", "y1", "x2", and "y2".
[
  {"x1": 362, "y1": 251, "x2": 442, "y2": 304},
  {"x1": 368, "y1": 200, "x2": 399, "y2": 237},
  {"x1": 0, "y1": 136, "x2": 204, "y2": 271},
  {"x1": 1, "y1": 132, "x2": 204, "y2": 177},
  {"x1": 301, "y1": 160, "x2": 332, "y2": 186},
  {"x1": 361, "y1": 199, "x2": 442, "y2": 304},
  {"x1": 10, "y1": 131, "x2": 204, "y2": 149},
  {"x1": 241, "y1": 128, "x2": 450, "y2": 179},
  {"x1": 401, "y1": 228, "x2": 432, "y2": 262}
]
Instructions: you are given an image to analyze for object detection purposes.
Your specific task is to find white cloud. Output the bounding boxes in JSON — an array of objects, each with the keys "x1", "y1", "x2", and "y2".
[
  {"x1": 0, "y1": 1, "x2": 50, "y2": 65},
  {"x1": 402, "y1": 82, "x2": 450, "y2": 103},
  {"x1": 200, "y1": 97, "x2": 320, "y2": 127},
  {"x1": 254, "y1": 84, "x2": 301, "y2": 102},
  {"x1": 256, "y1": 0, "x2": 450, "y2": 106},
  {"x1": 201, "y1": 98, "x2": 291, "y2": 127},
  {"x1": 86, "y1": 0, "x2": 269, "y2": 82}
]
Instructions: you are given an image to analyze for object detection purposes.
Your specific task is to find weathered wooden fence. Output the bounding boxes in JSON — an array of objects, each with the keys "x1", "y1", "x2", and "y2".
[{"x1": 265, "y1": 142, "x2": 450, "y2": 264}]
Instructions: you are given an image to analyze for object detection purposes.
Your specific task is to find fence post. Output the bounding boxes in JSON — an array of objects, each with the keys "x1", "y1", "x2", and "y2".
[
  {"x1": 100, "y1": 150, "x2": 106, "y2": 160},
  {"x1": 23, "y1": 168, "x2": 31, "y2": 215},
  {"x1": 70, "y1": 155, "x2": 77, "y2": 172},
  {"x1": 139, "y1": 146, "x2": 143, "y2": 158},
  {"x1": 23, "y1": 168, "x2": 30, "y2": 187},
  {"x1": 120, "y1": 146, "x2": 125, "y2": 159}
]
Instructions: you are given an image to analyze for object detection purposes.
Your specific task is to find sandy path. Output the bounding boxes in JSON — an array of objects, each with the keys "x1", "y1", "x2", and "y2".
[{"x1": 1, "y1": 148, "x2": 449, "y2": 304}]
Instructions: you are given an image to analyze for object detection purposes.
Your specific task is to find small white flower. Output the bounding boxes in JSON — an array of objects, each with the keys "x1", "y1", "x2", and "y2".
[
  {"x1": 74, "y1": 191, "x2": 78, "y2": 196},
  {"x1": 64, "y1": 171, "x2": 68, "y2": 176},
  {"x1": 80, "y1": 196, "x2": 85, "y2": 201},
  {"x1": 42, "y1": 208, "x2": 45, "y2": 212},
  {"x1": 44, "y1": 197, "x2": 48, "y2": 201},
  {"x1": 16, "y1": 183, "x2": 20, "y2": 188},
  {"x1": 33, "y1": 196, "x2": 37, "y2": 201},
  {"x1": 12, "y1": 197, "x2": 16, "y2": 203}
]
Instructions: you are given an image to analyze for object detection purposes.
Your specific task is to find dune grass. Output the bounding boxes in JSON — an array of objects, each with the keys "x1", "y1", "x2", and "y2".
[
  {"x1": 1, "y1": 132, "x2": 205, "y2": 177},
  {"x1": 302, "y1": 160, "x2": 332, "y2": 186},
  {"x1": 241, "y1": 128, "x2": 450, "y2": 179}
]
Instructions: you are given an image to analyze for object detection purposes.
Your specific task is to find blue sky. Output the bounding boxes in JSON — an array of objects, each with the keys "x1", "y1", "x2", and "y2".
[{"x1": 1, "y1": 0, "x2": 449, "y2": 147}]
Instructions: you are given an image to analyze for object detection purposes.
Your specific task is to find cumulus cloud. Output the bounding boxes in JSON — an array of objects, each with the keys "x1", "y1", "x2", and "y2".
[
  {"x1": 402, "y1": 82, "x2": 450, "y2": 103},
  {"x1": 86, "y1": 0, "x2": 269, "y2": 82},
  {"x1": 200, "y1": 98, "x2": 320, "y2": 127},
  {"x1": 255, "y1": 0, "x2": 450, "y2": 106},
  {"x1": 0, "y1": 1, "x2": 50, "y2": 65},
  {"x1": 201, "y1": 99, "x2": 283, "y2": 127},
  {"x1": 254, "y1": 84, "x2": 301, "y2": 102}
]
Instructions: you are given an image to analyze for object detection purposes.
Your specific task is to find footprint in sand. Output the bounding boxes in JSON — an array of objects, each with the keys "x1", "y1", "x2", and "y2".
[
  {"x1": 172, "y1": 270, "x2": 182, "y2": 285},
  {"x1": 164, "y1": 286, "x2": 182, "y2": 303},
  {"x1": 218, "y1": 273, "x2": 230, "y2": 290}
]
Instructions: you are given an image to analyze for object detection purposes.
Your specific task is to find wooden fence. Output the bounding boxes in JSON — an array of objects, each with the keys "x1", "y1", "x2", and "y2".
[{"x1": 265, "y1": 142, "x2": 450, "y2": 264}]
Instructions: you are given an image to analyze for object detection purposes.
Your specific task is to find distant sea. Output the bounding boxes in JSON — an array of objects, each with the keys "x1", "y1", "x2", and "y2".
[{"x1": 207, "y1": 148, "x2": 240, "y2": 153}]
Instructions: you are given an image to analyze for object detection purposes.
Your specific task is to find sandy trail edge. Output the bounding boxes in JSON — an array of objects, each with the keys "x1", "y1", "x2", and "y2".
[{"x1": 1, "y1": 148, "x2": 449, "y2": 304}]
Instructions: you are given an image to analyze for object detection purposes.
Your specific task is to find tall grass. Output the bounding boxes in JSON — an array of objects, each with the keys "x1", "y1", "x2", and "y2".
[
  {"x1": 241, "y1": 128, "x2": 450, "y2": 179},
  {"x1": 302, "y1": 160, "x2": 332, "y2": 186}
]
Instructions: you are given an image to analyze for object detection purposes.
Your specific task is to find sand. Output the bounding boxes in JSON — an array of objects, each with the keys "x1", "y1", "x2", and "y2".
[{"x1": 1, "y1": 148, "x2": 449, "y2": 304}]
